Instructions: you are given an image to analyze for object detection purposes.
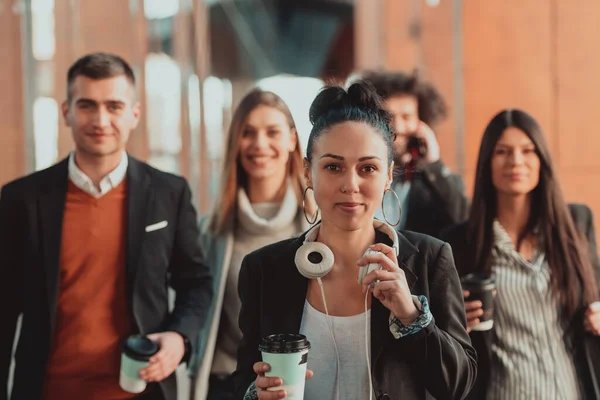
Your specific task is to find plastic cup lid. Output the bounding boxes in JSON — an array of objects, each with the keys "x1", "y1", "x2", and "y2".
[
  {"x1": 461, "y1": 272, "x2": 495, "y2": 286},
  {"x1": 123, "y1": 335, "x2": 160, "y2": 361},
  {"x1": 259, "y1": 333, "x2": 311, "y2": 353}
]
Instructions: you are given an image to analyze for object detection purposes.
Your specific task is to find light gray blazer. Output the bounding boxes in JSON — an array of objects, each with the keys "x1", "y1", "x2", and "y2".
[{"x1": 190, "y1": 214, "x2": 309, "y2": 399}]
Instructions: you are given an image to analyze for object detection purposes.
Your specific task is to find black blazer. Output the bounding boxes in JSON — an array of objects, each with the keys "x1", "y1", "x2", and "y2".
[
  {"x1": 0, "y1": 156, "x2": 213, "y2": 400},
  {"x1": 404, "y1": 160, "x2": 469, "y2": 239},
  {"x1": 441, "y1": 203, "x2": 600, "y2": 399},
  {"x1": 232, "y1": 228, "x2": 477, "y2": 400}
]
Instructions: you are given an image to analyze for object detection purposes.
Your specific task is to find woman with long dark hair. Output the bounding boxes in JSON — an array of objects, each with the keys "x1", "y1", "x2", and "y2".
[{"x1": 443, "y1": 109, "x2": 600, "y2": 399}]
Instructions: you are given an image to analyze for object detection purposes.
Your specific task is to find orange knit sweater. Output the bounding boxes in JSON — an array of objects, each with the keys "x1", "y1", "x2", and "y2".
[{"x1": 43, "y1": 180, "x2": 138, "y2": 399}]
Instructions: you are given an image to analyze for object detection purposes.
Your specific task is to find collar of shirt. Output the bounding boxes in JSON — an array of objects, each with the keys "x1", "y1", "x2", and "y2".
[
  {"x1": 493, "y1": 220, "x2": 545, "y2": 270},
  {"x1": 68, "y1": 152, "x2": 128, "y2": 198},
  {"x1": 493, "y1": 220, "x2": 515, "y2": 253}
]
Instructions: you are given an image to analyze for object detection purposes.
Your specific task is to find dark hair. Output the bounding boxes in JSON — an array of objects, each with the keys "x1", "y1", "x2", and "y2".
[
  {"x1": 468, "y1": 108, "x2": 598, "y2": 320},
  {"x1": 362, "y1": 69, "x2": 447, "y2": 127},
  {"x1": 306, "y1": 80, "x2": 395, "y2": 164},
  {"x1": 67, "y1": 52, "x2": 136, "y2": 101}
]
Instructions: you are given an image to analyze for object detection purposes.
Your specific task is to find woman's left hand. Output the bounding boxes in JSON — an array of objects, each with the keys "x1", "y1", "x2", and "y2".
[
  {"x1": 358, "y1": 243, "x2": 420, "y2": 325},
  {"x1": 584, "y1": 302, "x2": 600, "y2": 336}
]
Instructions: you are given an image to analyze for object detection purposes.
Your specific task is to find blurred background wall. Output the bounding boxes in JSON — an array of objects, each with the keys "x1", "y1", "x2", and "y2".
[{"x1": 1, "y1": 0, "x2": 599, "y2": 231}]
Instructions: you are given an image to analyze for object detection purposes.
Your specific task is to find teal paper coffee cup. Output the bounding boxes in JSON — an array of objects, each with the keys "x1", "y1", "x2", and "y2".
[
  {"x1": 120, "y1": 335, "x2": 160, "y2": 393},
  {"x1": 259, "y1": 334, "x2": 311, "y2": 399}
]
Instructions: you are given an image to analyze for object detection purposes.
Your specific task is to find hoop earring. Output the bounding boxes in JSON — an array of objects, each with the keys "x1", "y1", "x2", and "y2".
[
  {"x1": 303, "y1": 187, "x2": 319, "y2": 225},
  {"x1": 381, "y1": 188, "x2": 402, "y2": 226}
]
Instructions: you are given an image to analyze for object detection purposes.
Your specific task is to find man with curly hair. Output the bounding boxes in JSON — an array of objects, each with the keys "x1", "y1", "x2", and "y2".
[{"x1": 363, "y1": 70, "x2": 468, "y2": 238}]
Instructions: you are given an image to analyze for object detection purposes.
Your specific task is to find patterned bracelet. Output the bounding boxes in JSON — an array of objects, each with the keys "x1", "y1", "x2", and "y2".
[
  {"x1": 389, "y1": 295, "x2": 433, "y2": 339},
  {"x1": 243, "y1": 382, "x2": 258, "y2": 400}
]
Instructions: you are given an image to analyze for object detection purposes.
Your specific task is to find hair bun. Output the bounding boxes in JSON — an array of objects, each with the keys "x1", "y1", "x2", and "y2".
[
  {"x1": 309, "y1": 86, "x2": 347, "y2": 125},
  {"x1": 346, "y1": 80, "x2": 386, "y2": 112},
  {"x1": 309, "y1": 80, "x2": 391, "y2": 126}
]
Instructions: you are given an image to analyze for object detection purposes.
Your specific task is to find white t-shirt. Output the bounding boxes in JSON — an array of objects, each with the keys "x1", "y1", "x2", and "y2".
[{"x1": 299, "y1": 300, "x2": 374, "y2": 399}]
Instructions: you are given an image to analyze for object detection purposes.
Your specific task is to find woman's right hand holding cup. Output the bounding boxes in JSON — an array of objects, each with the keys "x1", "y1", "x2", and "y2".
[
  {"x1": 463, "y1": 290, "x2": 484, "y2": 333},
  {"x1": 253, "y1": 361, "x2": 313, "y2": 399}
]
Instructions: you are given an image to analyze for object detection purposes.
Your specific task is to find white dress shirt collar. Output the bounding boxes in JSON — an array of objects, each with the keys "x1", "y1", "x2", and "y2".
[{"x1": 68, "y1": 151, "x2": 128, "y2": 198}]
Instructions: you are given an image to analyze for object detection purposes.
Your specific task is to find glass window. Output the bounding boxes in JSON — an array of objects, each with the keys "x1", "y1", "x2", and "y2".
[
  {"x1": 32, "y1": 0, "x2": 55, "y2": 61},
  {"x1": 145, "y1": 53, "x2": 182, "y2": 173},
  {"x1": 33, "y1": 97, "x2": 59, "y2": 171},
  {"x1": 144, "y1": 0, "x2": 179, "y2": 20},
  {"x1": 257, "y1": 75, "x2": 323, "y2": 153}
]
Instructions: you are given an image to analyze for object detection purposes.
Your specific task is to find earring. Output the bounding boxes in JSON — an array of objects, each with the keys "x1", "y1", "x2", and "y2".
[
  {"x1": 303, "y1": 187, "x2": 319, "y2": 225},
  {"x1": 381, "y1": 188, "x2": 402, "y2": 226}
]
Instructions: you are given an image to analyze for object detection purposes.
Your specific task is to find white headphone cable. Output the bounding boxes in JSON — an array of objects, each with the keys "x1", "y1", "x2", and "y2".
[
  {"x1": 365, "y1": 289, "x2": 374, "y2": 400},
  {"x1": 317, "y1": 277, "x2": 341, "y2": 400}
]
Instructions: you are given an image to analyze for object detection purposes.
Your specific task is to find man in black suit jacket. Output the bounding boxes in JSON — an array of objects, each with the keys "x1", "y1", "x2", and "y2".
[
  {"x1": 363, "y1": 70, "x2": 469, "y2": 237},
  {"x1": 0, "y1": 53, "x2": 213, "y2": 400}
]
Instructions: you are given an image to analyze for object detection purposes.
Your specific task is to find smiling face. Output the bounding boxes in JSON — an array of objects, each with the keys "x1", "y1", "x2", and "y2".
[
  {"x1": 238, "y1": 105, "x2": 297, "y2": 184},
  {"x1": 62, "y1": 75, "x2": 140, "y2": 159},
  {"x1": 305, "y1": 121, "x2": 393, "y2": 231},
  {"x1": 491, "y1": 126, "x2": 541, "y2": 197}
]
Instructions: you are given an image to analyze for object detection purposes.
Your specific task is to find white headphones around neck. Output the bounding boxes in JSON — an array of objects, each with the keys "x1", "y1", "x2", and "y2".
[
  {"x1": 294, "y1": 219, "x2": 400, "y2": 280},
  {"x1": 293, "y1": 219, "x2": 400, "y2": 400}
]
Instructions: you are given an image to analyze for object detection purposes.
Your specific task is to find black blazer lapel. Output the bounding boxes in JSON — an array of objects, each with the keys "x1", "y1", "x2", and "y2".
[
  {"x1": 371, "y1": 230, "x2": 419, "y2": 368},
  {"x1": 125, "y1": 157, "x2": 152, "y2": 302},
  {"x1": 38, "y1": 158, "x2": 69, "y2": 333},
  {"x1": 370, "y1": 297, "x2": 391, "y2": 368},
  {"x1": 396, "y1": 231, "x2": 419, "y2": 290},
  {"x1": 263, "y1": 237, "x2": 309, "y2": 335},
  {"x1": 404, "y1": 180, "x2": 420, "y2": 232}
]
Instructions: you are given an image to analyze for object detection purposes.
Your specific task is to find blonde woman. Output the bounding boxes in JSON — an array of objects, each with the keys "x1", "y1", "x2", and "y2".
[{"x1": 191, "y1": 89, "x2": 311, "y2": 399}]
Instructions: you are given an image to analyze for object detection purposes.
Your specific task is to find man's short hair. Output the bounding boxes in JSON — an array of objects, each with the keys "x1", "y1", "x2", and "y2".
[
  {"x1": 361, "y1": 69, "x2": 448, "y2": 127},
  {"x1": 67, "y1": 52, "x2": 136, "y2": 102}
]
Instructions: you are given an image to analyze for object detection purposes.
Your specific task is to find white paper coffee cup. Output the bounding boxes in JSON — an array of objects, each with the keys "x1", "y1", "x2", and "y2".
[
  {"x1": 259, "y1": 334, "x2": 311, "y2": 400},
  {"x1": 119, "y1": 335, "x2": 160, "y2": 393}
]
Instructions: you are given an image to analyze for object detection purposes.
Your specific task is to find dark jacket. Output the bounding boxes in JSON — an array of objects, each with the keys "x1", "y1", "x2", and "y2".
[
  {"x1": 441, "y1": 203, "x2": 600, "y2": 399},
  {"x1": 232, "y1": 228, "x2": 477, "y2": 400},
  {"x1": 0, "y1": 156, "x2": 214, "y2": 400},
  {"x1": 403, "y1": 160, "x2": 469, "y2": 239}
]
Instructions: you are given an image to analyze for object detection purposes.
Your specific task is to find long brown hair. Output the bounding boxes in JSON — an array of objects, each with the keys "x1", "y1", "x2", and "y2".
[
  {"x1": 468, "y1": 109, "x2": 598, "y2": 319},
  {"x1": 209, "y1": 88, "x2": 305, "y2": 234}
]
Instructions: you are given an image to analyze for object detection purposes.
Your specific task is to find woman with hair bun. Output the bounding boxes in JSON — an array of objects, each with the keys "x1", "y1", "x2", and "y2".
[{"x1": 232, "y1": 81, "x2": 477, "y2": 400}]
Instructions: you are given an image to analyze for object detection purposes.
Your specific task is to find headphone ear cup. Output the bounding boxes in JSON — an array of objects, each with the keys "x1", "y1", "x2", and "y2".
[{"x1": 295, "y1": 241, "x2": 335, "y2": 279}]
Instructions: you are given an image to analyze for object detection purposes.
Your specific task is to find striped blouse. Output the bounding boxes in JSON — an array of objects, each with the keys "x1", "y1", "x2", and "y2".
[{"x1": 487, "y1": 221, "x2": 581, "y2": 400}]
